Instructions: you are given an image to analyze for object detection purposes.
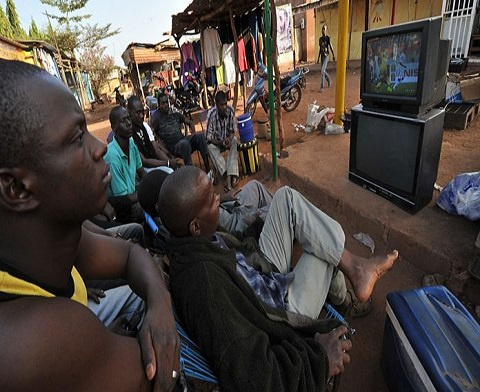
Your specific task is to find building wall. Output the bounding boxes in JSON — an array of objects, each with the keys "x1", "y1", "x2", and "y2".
[{"x1": 314, "y1": 0, "x2": 444, "y2": 61}]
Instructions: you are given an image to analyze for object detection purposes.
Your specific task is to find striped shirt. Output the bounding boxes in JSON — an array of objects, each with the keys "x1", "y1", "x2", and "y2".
[
  {"x1": 212, "y1": 234, "x2": 294, "y2": 310},
  {"x1": 206, "y1": 105, "x2": 236, "y2": 143}
]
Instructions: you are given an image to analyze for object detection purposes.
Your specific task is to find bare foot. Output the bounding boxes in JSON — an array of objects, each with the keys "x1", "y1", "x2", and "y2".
[{"x1": 348, "y1": 250, "x2": 399, "y2": 303}]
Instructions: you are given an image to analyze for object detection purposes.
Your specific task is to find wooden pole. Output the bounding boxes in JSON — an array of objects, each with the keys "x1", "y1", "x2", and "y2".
[
  {"x1": 270, "y1": 0, "x2": 284, "y2": 152},
  {"x1": 197, "y1": 20, "x2": 209, "y2": 110},
  {"x1": 391, "y1": 0, "x2": 397, "y2": 25},
  {"x1": 229, "y1": 9, "x2": 240, "y2": 111},
  {"x1": 264, "y1": 0, "x2": 277, "y2": 180},
  {"x1": 135, "y1": 61, "x2": 146, "y2": 103}
]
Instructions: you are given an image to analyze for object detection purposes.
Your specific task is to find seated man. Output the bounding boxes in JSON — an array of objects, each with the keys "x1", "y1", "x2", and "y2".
[
  {"x1": 158, "y1": 166, "x2": 398, "y2": 391},
  {"x1": 104, "y1": 106, "x2": 145, "y2": 223},
  {"x1": 206, "y1": 90, "x2": 239, "y2": 192},
  {"x1": 151, "y1": 93, "x2": 210, "y2": 172},
  {"x1": 137, "y1": 169, "x2": 272, "y2": 242},
  {"x1": 127, "y1": 95, "x2": 178, "y2": 171},
  {"x1": 0, "y1": 59, "x2": 179, "y2": 391}
]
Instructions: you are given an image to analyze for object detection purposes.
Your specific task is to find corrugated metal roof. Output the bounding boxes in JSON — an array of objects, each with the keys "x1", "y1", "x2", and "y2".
[
  {"x1": 171, "y1": 0, "x2": 264, "y2": 36},
  {"x1": 121, "y1": 45, "x2": 180, "y2": 66}
]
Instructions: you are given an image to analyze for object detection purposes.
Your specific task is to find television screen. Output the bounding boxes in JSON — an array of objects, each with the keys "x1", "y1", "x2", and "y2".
[
  {"x1": 355, "y1": 113, "x2": 420, "y2": 194},
  {"x1": 364, "y1": 31, "x2": 422, "y2": 97}
]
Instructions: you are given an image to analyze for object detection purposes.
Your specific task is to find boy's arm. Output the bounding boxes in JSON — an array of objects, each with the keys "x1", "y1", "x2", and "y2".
[
  {"x1": 75, "y1": 229, "x2": 180, "y2": 392},
  {"x1": 0, "y1": 297, "x2": 152, "y2": 392}
]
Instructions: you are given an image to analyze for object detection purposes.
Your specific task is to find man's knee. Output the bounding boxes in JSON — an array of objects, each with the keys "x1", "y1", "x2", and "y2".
[{"x1": 175, "y1": 139, "x2": 192, "y2": 159}]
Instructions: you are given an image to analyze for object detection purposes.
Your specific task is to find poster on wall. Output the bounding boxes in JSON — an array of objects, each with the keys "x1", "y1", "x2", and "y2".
[{"x1": 277, "y1": 4, "x2": 293, "y2": 54}]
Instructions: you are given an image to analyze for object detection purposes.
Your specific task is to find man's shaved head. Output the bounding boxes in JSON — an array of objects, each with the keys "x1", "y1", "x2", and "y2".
[
  {"x1": 0, "y1": 59, "x2": 49, "y2": 169},
  {"x1": 158, "y1": 166, "x2": 205, "y2": 237}
]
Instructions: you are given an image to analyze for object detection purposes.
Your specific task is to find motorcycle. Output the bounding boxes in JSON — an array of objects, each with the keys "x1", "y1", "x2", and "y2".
[
  {"x1": 154, "y1": 71, "x2": 214, "y2": 118},
  {"x1": 245, "y1": 64, "x2": 309, "y2": 117}
]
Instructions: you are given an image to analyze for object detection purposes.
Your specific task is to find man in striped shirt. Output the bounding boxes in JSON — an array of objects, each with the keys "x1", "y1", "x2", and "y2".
[{"x1": 206, "y1": 91, "x2": 239, "y2": 192}]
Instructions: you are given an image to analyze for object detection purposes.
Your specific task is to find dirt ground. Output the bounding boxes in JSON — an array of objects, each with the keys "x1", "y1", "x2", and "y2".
[{"x1": 86, "y1": 62, "x2": 480, "y2": 391}]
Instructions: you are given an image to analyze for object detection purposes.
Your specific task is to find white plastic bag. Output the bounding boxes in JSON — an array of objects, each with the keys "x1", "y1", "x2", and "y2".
[
  {"x1": 305, "y1": 103, "x2": 320, "y2": 133},
  {"x1": 325, "y1": 122, "x2": 344, "y2": 135},
  {"x1": 437, "y1": 172, "x2": 480, "y2": 220}
]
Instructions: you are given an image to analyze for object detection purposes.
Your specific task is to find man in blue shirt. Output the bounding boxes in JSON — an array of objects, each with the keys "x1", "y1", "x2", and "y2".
[{"x1": 104, "y1": 106, "x2": 145, "y2": 223}]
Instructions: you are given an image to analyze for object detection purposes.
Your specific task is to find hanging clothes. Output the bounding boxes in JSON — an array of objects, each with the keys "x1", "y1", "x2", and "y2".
[
  {"x1": 181, "y1": 42, "x2": 199, "y2": 85},
  {"x1": 203, "y1": 28, "x2": 222, "y2": 68},
  {"x1": 257, "y1": 33, "x2": 265, "y2": 65},
  {"x1": 244, "y1": 32, "x2": 257, "y2": 72},
  {"x1": 248, "y1": 11, "x2": 260, "y2": 60},
  {"x1": 237, "y1": 37, "x2": 249, "y2": 73},
  {"x1": 206, "y1": 66, "x2": 217, "y2": 87},
  {"x1": 192, "y1": 40, "x2": 203, "y2": 69},
  {"x1": 217, "y1": 21, "x2": 234, "y2": 45},
  {"x1": 222, "y1": 43, "x2": 236, "y2": 85},
  {"x1": 216, "y1": 45, "x2": 225, "y2": 85}
]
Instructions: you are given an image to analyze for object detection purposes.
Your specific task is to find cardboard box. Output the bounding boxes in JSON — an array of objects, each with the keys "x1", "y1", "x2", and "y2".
[{"x1": 460, "y1": 73, "x2": 480, "y2": 101}]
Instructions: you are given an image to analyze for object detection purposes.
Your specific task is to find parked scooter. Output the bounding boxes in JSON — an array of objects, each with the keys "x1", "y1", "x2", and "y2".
[{"x1": 245, "y1": 64, "x2": 309, "y2": 117}]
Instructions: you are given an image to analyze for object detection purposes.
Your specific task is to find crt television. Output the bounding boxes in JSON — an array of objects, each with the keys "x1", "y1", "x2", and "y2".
[
  {"x1": 360, "y1": 17, "x2": 450, "y2": 116},
  {"x1": 349, "y1": 105, "x2": 445, "y2": 213}
]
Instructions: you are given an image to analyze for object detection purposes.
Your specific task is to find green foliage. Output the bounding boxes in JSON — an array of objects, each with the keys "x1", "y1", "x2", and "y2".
[
  {"x1": 40, "y1": 0, "x2": 90, "y2": 26},
  {"x1": 0, "y1": 5, "x2": 15, "y2": 39},
  {"x1": 40, "y1": 0, "x2": 118, "y2": 56},
  {"x1": 6, "y1": 0, "x2": 27, "y2": 39},
  {"x1": 79, "y1": 23, "x2": 120, "y2": 49},
  {"x1": 28, "y1": 18, "x2": 43, "y2": 40},
  {"x1": 79, "y1": 45, "x2": 115, "y2": 99}
]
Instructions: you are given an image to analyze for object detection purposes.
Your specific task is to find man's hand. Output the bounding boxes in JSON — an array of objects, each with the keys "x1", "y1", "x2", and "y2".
[
  {"x1": 168, "y1": 160, "x2": 180, "y2": 170},
  {"x1": 314, "y1": 326, "x2": 352, "y2": 377},
  {"x1": 86, "y1": 288, "x2": 105, "y2": 304},
  {"x1": 223, "y1": 138, "x2": 231, "y2": 150},
  {"x1": 137, "y1": 296, "x2": 181, "y2": 391}
]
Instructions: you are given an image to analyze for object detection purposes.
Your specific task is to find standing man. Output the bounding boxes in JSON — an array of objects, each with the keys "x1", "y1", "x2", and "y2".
[
  {"x1": 206, "y1": 91, "x2": 239, "y2": 192},
  {"x1": 104, "y1": 106, "x2": 145, "y2": 223},
  {"x1": 317, "y1": 24, "x2": 335, "y2": 91},
  {"x1": 127, "y1": 95, "x2": 178, "y2": 171},
  {"x1": 0, "y1": 59, "x2": 179, "y2": 392},
  {"x1": 151, "y1": 93, "x2": 210, "y2": 172}
]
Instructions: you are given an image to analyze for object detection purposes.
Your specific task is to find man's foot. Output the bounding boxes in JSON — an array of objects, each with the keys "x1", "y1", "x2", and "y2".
[
  {"x1": 345, "y1": 250, "x2": 399, "y2": 303},
  {"x1": 327, "y1": 79, "x2": 331, "y2": 88},
  {"x1": 337, "y1": 290, "x2": 373, "y2": 319}
]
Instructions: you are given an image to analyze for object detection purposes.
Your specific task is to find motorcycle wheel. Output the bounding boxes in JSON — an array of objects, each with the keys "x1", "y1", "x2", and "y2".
[
  {"x1": 282, "y1": 84, "x2": 302, "y2": 112},
  {"x1": 246, "y1": 101, "x2": 257, "y2": 117}
]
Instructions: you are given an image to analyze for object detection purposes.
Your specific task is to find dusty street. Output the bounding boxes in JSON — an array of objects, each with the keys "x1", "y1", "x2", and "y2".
[{"x1": 87, "y1": 62, "x2": 480, "y2": 392}]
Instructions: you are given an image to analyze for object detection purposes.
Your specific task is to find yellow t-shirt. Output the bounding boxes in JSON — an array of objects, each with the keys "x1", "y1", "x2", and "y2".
[{"x1": 0, "y1": 265, "x2": 87, "y2": 306}]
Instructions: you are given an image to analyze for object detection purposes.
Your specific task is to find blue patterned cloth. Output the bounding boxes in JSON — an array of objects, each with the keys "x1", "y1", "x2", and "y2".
[{"x1": 212, "y1": 234, "x2": 294, "y2": 310}]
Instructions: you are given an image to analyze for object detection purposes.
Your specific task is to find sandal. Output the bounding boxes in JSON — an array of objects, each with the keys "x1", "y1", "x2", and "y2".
[{"x1": 337, "y1": 290, "x2": 373, "y2": 319}]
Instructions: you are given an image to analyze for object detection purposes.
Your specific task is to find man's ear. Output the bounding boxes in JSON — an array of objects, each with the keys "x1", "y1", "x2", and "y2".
[
  {"x1": 188, "y1": 219, "x2": 201, "y2": 237},
  {"x1": 0, "y1": 169, "x2": 40, "y2": 212}
]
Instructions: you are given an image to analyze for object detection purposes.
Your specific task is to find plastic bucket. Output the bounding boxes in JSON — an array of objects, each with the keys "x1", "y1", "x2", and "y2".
[{"x1": 237, "y1": 113, "x2": 255, "y2": 143}]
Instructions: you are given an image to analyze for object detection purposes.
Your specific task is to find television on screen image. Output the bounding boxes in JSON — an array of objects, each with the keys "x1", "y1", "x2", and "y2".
[
  {"x1": 365, "y1": 31, "x2": 422, "y2": 97},
  {"x1": 360, "y1": 17, "x2": 450, "y2": 116}
]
